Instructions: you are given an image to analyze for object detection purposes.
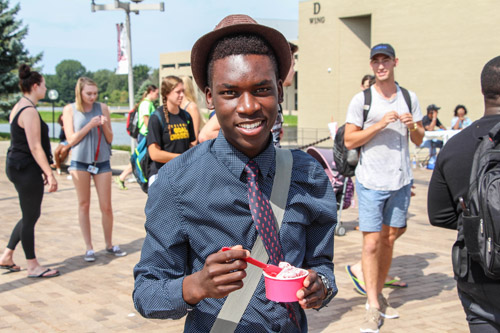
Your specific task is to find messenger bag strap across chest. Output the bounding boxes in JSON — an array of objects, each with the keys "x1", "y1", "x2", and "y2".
[{"x1": 209, "y1": 148, "x2": 293, "y2": 333}]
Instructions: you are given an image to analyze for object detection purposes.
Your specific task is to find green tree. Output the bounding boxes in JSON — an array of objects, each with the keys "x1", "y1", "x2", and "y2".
[
  {"x1": 149, "y1": 68, "x2": 160, "y2": 87},
  {"x1": 44, "y1": 59, "x2": 87, "y2": 104},
  {"x1": 91, "y1": 69, "x2": 112, "y2": 93},
  {"x1": 119, "y1": 90, "x2": 128, "y2": 104},
  {"x1": 133, "y1": 64, "x2": 151, "y2": 92},
  {"x1": 0, "y1": 0, "x2": 42, "y2": 115},
  {"x1": 109, "y1": 90, "x2": 122, "y2": 105},
  {"x1": 135, "y1": 79, "x2": 159, "y2": 109},
  {"x1": 53, "y1": 59, "x2": 87, "y2": 103},
  {"x1": 106, "y1": 73, "x2": 127, "y2": 97}
]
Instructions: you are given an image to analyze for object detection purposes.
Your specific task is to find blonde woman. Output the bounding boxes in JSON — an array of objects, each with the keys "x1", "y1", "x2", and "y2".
[
  {"x1": 0, "y1": 65, "x2": 59, "y2": 278},
  {"x1": 63, "y1": 77, "x2": 126, "y2": 262},
  {"x1": 146, "y1": 76, "x2": 197, "y2": 186},
  {"x1": 180, "y1": 76, "x2": 203, "y2": 141}
]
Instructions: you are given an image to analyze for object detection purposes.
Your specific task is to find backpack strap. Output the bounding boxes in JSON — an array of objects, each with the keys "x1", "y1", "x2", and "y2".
[
  {"x1": 363, "y1": 86, "x2": 412, "y2": 120},
  {"x1": 210, "y1": 148, "x2": 293, "y2": 333},
  {"x1": 362, "y1": 88, "x2": 371, "y2": 124},
  {"x1": 153, "y1": 110, "x2": 165, "y2": 129},
  {"x1": 488, "y1": 121, "x2": 500, "y2": 143},
  {"x1": 399, "y1": 86, "x2": 412, "y2": 114}
]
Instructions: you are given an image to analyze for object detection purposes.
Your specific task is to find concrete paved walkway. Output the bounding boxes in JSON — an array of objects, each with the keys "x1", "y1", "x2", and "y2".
[{"x1": 0, "y1": 151, "x2": 467, "y2": 332}]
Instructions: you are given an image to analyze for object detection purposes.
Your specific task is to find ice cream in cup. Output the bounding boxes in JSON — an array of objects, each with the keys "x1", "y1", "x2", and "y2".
[{"x1": 263, "y1": 262, "x2": 309, "y2": 302}]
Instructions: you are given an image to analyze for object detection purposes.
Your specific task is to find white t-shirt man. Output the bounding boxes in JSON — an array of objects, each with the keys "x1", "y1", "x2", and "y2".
[{"x1": 345, "y1": 85, "x2": 423, "y2": 191}]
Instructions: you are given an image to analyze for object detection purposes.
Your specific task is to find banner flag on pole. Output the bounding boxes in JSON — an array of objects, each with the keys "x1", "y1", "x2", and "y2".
[{"x1": 116, "y1": 23, "x2": 129, "y2": 75}]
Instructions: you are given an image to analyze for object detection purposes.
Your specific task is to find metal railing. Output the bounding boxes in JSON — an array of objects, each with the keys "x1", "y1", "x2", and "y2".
[{"x1": 281, "y1": 127, "x2": 332, "y2": 150}]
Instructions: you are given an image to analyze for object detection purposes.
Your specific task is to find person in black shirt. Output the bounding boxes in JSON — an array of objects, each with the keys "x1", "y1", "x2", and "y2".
[
  {"x1": 146, "y1": 75, "x2": 197, "y2": 186},
  {"x1": 420, "y1": 104, "x2": 446, "y2": 169},
  {"x1": 0, "y1": 65, "x2": 59, "y2": 278},
  {"x1": 428, "y1": 55, "x2": 500, "y2": 332},
  {"x1": 422, "y1": 104, "x2": 446, "y2": 131}
]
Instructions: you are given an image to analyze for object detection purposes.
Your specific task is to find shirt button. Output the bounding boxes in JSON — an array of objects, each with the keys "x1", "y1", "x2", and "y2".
[{"x1": 271, "y1": 323, "x2": 281, "y2": 331}]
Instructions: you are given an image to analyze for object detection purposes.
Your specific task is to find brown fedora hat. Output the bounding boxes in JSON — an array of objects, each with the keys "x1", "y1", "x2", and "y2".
[{"x1": 190, "y1": 14, "x2": 292, "y2": 91}]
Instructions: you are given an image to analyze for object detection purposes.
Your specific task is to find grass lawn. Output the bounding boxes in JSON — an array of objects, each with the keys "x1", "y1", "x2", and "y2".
[
  {"x1": 38, "y1": 111, "x2": 124, "y2": 123},
  {"x1": 283, "y1": 115, "x2": 297, "y2": 126},
  {"x1": 0, "y1": 131, "x2": 130, "y2": 151},
  {"x1": 0, "y1": 111, "x2": 125, "y2": 124}
]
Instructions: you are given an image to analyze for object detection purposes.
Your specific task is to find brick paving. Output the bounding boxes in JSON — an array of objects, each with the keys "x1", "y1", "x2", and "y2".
[{"x1": 0, "y1": 145, "x2": 468, "y2": 332}]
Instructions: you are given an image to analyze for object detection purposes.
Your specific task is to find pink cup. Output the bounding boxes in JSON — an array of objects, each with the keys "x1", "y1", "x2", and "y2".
[{"x1": 263, "y1": 269, "x2": 309, "y2": 302}]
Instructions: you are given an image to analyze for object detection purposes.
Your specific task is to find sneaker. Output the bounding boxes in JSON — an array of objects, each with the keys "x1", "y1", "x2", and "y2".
[
  {"x1": 106, "y1": 245, "x2": 127, "y2": 257},
  {"x1": 114, "y1": 176, "x2": 128, "y2": 190},
  {"x1": 360, "y1": 306, "x2": 381, "y2": 333},
  {"x1": 84, "y1": 250, "x2": 96, "y2": 262},
  {"x1": 365, "y1": 294, "x2": 399, "y2": 319}
]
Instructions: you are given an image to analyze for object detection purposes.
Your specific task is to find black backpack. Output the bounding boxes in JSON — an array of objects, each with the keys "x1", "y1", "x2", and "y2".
[
  {"x1": 460, "y1": 122, "x2": 500, "y2": 279},
  {"x1": 126, "y1": 108, "x2": 140, "y2": 139},
  {"x1": 333, "y1": 86, "x2": 412, "y2": 177}
]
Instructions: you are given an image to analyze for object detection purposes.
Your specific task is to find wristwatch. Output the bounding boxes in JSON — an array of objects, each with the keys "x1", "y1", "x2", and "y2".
[
  {"x1": 410, "y1": 123, "x2": 418, "y2": 131},
  {"x1": 318, "y1": 274, "x2": 333, "y2": 300}
]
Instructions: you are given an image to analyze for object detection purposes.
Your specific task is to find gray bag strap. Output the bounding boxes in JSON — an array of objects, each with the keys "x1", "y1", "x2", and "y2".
[{"x1": 210, "y1": 148, "x2": 293, "y2": 333}]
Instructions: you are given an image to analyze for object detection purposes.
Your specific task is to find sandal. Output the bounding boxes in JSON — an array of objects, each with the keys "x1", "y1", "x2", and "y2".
[
  {"x1": 0, "y1": 264, "x2": 21, "y2": 273},
  {"x1": 346, "y1": 265, "x2": 366, "y2": 295},
  {"x1": 27, "y1": 268, "x2": 60, "y2": 278},
  {"x1": 384, "y1": 277, "x2": 408, "y2": 288}
]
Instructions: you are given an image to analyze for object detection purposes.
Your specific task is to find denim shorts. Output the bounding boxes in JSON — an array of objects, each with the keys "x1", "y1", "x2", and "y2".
[
  {"x1": 356, "y1": 179, "x2": 412, "y2": 232},
  {"x1": 68, "y1": 160, "x2": 111, "y2": 174}
]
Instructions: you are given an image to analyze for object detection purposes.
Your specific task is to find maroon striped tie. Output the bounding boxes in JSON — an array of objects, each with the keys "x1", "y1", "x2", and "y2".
[{"x1": 244, "y1": 160, "x2": 300, "y2": 330}]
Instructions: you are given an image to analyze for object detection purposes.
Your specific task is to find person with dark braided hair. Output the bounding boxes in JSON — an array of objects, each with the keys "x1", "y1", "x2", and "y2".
[
  {"x1": 146, "y1": 75, "x2": 196, "y2": 186},
  {"x1": 0, "y1": 64, "x2": 60, "y2": 278}
]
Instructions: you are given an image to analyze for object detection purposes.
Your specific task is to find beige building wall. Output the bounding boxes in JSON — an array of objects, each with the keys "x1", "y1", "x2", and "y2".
[
  {"x1": 159, "y1": 50, "x2": 193, "y2": 78},
  {"x1": 158, "y1": 51, "x2": 206, "y2": 111},
  {"x1": 299, "y1": 0, "x2": 500, "y2": 140}
]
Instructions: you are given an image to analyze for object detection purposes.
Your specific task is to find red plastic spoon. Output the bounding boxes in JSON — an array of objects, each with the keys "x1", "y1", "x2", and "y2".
[{"x1": 221, "y1": 247, "x2": 282, "y2": 276}]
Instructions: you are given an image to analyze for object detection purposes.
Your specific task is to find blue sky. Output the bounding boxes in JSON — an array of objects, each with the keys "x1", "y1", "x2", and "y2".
[{"x1": 17, "y1": 0, "x2": 299, "y2": 74}]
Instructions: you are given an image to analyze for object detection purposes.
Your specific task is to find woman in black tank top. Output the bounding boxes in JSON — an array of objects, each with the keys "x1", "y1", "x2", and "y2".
[{"x1": 0, "y1": 65, "x2": 60, "y2": 278}]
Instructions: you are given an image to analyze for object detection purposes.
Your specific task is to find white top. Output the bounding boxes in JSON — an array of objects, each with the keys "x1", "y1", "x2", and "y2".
[
  {"x1": 424, "y1": 129, "x2": 460, "y2": 145},
  {"x1": 346, "y1": 85, "x2": 423, "y2": 191}
]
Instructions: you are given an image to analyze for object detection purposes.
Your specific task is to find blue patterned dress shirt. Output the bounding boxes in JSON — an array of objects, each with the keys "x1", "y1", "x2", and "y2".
[{"x1": 133, "y1": 132, "x2": 338, "y2": 332}]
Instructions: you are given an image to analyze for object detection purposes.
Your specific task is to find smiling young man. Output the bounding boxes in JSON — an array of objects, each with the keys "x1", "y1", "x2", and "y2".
[
  {"x1": 344, "y1": 43, "x2": 424, "y2": 332},
  {"x1": 133, "y1": 15, "x2": 337, "y2": 332}
]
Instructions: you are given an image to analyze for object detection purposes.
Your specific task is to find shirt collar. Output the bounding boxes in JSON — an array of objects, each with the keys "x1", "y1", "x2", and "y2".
[{"x1": 213, "y1": 131, "x2": 275, "y2": 180}]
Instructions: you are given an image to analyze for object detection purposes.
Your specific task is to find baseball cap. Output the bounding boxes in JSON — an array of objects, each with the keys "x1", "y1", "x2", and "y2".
[
  {"x1": 427, "y1": 104, "x2": 441, "y2": 111},
  {"x1": 190, "y1": 14, "x2": 291, "y2": 91},
  {"x1": 370, "y1": 43, "x2": 396, "y2": 59}
]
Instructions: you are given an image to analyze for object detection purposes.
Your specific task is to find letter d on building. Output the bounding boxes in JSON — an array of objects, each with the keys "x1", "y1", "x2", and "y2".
[{"x1": 313, "y1": 2, "x2": 321, "y2": 15}]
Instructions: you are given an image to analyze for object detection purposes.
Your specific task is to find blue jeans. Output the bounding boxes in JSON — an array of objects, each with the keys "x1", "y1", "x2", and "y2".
[
  {"x1": 68, "y1": 160, "x2": 111, "y2": 174},
  {"x1": 420, "y1": 139, "x2": 443, "y2": 166}
]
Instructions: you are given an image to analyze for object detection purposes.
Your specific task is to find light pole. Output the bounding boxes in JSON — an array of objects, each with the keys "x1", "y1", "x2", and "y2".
[
  {"x1": 91, "y1": 0, "x2": 164, "y2": 149},
  {"x1": 48, "y1": 89, "x2": 59, "y2": 140}
]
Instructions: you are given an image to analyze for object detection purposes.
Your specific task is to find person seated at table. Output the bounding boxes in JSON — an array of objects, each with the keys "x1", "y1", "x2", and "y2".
[
  {"x1": 451, "y1": 104, "x2": 472, "y2": 130},
  {"x1": 420, "y1": 104, "x2": 446, "y2": 169}
]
